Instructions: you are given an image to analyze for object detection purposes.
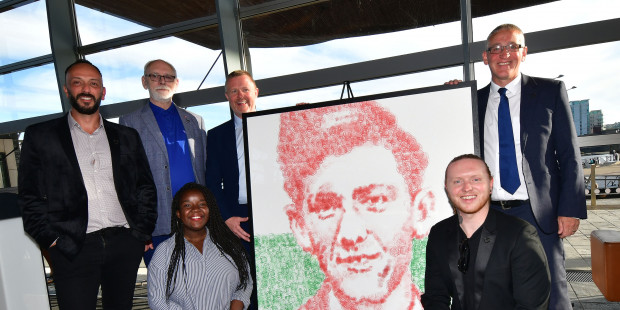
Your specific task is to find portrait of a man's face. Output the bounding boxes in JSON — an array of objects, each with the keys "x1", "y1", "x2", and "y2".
[
  {"x1": 243, "y1": 85, "x2": 476, "y2": 309},
  {"x1": 277, "y1": 101, "x2": 435, "y2": 308}
]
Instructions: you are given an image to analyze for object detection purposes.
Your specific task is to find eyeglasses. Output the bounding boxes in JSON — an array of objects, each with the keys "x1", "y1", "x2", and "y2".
[
  {"x1": 146, "y1": 73, "x2": 176, "y2": 83},
  {"x1": 458, "y1": 238, "x2": 470, "y2": 274},
  {"x1": 486, "y1": 43, "x2": 523, "y2": 54}
]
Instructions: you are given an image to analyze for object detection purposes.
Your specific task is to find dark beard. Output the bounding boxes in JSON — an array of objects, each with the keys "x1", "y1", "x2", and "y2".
[{"x1": 68, "y1": 91, "x2": 101, "y2": 115}]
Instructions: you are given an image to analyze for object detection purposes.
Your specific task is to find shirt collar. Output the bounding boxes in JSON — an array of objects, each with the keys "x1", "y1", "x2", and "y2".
[
  {"x1": 233, "y1": 114, "x2": 242, "y2": 129},
  {"x1": 490, "y1": 73, "x2": 521, "y2": 96},
  {"x1": 67, "y1": 112, "x2": 104, "y2": 132}
]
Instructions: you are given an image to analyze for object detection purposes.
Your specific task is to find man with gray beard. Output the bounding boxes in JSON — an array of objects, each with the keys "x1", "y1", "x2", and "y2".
[{"x1": 120, "y1": 59, "x2": 207, "y2": 266}]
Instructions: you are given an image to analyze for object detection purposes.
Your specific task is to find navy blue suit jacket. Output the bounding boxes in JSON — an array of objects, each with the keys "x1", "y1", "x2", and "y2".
[
  {"x1": 205, "y1": 119, "x2": 249, "y2": 222},
  {"x1": 422, "y1": 208, "x2": 550, "y2": 309},
  {"x1": 18, "y1": 114, "x2": 157, "y2": 260},
  {"x1": 478, "y1": 74, "x2": 587, "y2": 234}
]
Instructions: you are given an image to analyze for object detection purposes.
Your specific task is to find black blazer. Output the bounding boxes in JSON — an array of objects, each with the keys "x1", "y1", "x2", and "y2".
[
  {"x1": 18, "y1": 114, "x2": 157, "y2": 260},
  {"x1": 477, "y1": 74, "x2": 586, "y2": 234},
  {"x1": 421, "y1": 208, "x2": 550, "y2": 309}
]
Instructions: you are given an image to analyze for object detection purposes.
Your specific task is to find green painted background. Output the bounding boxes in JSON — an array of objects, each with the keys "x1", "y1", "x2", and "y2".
[{"x1": 255, "y1": 233, "x2": 427, "y2": 309}]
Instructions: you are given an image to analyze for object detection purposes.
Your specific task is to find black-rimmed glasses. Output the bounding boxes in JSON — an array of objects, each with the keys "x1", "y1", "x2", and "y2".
[
  {"x1": 146, "y1": 73, "x2": 176, "y2": 83},
  {"x1": 486, "y1": 43, "x2": 523, "y2": 54},
  {"x1": 458, "y1": 238, "x2": 470, "y2": 274}
]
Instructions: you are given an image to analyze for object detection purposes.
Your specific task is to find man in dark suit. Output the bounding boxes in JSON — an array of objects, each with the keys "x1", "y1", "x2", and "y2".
[
  {"x1": 478, "y1": 23, "x2": 586, "y2": 309},
  {"x1": 422, "y1": 154, "x2": 550, "y2": 309},
  {"x1": 19, "y1": 59, "x2": 157, "y2": 309},
  {"x1": 447, "y1": 23, "x2": 587, "y2": 309},
  {"x1": 120, "y1": 59, "x2": 206, "y2": 266},
  {"x1": 205, "y1": 69, "x2": 258, "y2": 308}
]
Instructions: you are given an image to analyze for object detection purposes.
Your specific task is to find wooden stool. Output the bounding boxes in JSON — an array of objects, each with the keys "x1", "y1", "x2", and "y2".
[{"x1": 591, "y1": 230, "x2": 620, "y2": 301}]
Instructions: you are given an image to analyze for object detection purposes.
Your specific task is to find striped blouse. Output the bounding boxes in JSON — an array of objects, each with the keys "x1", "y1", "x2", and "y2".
[{"x1": 148, "y1": 229, "x2": 252, "y2": 309}]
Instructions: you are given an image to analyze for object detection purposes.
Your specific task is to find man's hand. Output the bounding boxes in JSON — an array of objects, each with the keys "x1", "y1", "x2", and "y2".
[
  {"x1": 558, "y1": 216, "x2": 580, "y2": 238},
  {"x1": 225, "y1": 217, "x2": 251, "y2": 242},
  {"x1": 444, "y1": 79, "x2": 463, "y2": 85},
  {"x1": 145, "y1": 240, "x2": 154, "y2": 252}
]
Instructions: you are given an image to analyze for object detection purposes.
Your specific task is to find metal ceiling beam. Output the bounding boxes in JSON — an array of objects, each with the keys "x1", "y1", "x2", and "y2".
[
  {"x1": 79, "y1": 15, "x2": 219, "y2": 55},
  {"x1": 46, "y1": 0, "x2": 81, "y2": 113},
  {"x1": 216, "y1": 0, "x2": 246, "y2": 74},
  {"x1": 0, "y1": 0, "x2": 36, "y2": 13},
  {"x1": 0, "y1": 55, "x2": 53, "y2": 76},
  {"x1": 460, "y1": 0, "x2": 475, "y2": 81}
]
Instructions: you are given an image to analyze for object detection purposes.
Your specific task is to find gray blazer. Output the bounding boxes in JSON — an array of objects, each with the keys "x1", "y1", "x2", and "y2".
[{"x1": 120, "y1": 102, "x2": 207, "y2": 236}]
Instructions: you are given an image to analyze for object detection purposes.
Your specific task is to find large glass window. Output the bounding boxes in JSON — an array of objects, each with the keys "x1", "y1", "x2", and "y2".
[
  {"x1": 0, "y1": 1, "x2": 50, "y2": 64},
  {"x1": 256, "y1": 66, "x2": 463, "y2": 113},
  {"x1": 187, "y1": 101, "x2": 230, "y2": 132},
  {"x1": 0, "y1": 64, "x2": 61, "y2": 123},
  {"x1": 85, "y1": 36, "x2": 224, "y2": 107}
]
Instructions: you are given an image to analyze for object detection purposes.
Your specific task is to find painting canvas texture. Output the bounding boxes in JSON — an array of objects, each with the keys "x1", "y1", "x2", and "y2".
[{"x1": 244, "y1": 84, "x2": 476, "y2": 309}]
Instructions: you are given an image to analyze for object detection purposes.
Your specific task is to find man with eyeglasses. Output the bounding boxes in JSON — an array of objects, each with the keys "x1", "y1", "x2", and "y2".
[
  {"x1": 447, "y1": 23, "x2": 586, "y2": 309},
  {"x1": 19, "y1": 59, "x2": 157, "y2": 309},
  {"x1": 205, "y1": 70, "x2": 259, "y2": 309},
  {"x1": 120, "y1": 59, "x2": 207, "y2": 267},
  {"x1": 422, "y1": 154, "x2": 550, "y2": 309}
]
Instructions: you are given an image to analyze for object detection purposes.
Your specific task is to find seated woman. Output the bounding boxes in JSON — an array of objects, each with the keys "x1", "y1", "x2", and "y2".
[{"x1": 148, "y1": 183, "x2": 253, "y2": 310}]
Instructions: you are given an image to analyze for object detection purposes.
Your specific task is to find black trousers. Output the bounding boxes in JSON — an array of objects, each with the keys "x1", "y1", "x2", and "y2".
[{"x1": 48, "y1": 227, "x2": 143, "y2": 310}]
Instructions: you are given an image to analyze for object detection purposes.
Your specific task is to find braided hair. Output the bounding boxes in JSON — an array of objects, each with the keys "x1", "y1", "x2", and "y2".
[{"x1": 165, "y1": 182, "x2": 250, "y2": 300}]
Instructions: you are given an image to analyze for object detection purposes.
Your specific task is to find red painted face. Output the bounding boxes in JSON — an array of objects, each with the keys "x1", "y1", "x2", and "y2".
[{"x1": 294, "y1": 146, "x2": 417, "y2": 303}]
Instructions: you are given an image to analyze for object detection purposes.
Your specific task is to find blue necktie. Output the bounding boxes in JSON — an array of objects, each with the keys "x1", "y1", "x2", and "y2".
[{"x1": 498, "y1": 87, "x2": 520, "y2": 194}]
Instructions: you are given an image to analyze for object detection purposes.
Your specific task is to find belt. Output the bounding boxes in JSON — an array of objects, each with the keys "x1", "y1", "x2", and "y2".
[{"x1": 491, "y1": 199, "x2": 529, "y2": 210}]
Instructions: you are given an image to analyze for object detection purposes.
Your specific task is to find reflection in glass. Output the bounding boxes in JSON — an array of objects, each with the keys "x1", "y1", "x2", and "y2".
[{"x1": 0, "y1": 64, "x2": 61, "y2": 123}]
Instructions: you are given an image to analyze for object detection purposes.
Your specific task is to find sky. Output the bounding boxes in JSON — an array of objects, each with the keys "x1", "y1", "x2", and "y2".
[{"x1": 1, "y1": 0, "x2": 620, "y2": 131}]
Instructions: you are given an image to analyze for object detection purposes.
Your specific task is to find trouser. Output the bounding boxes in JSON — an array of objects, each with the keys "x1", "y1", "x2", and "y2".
[
  {"x1": 49, "y1": 227, "x2": 143, "y2": 310},
  {"x1": 491, "y1": 202, "x2": 571, "y2": 310}
]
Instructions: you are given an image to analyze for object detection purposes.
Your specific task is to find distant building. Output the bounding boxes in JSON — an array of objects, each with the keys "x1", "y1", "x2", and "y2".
[
  {"x1": 590, "y1": 110, "x2": 603, "y2": 134},
  {"x1": 606, "y1": 122, "x2": 620, "y2": 130},
  {"x1": 570, "y1": 100, "x2": 589, "y2": 136}
]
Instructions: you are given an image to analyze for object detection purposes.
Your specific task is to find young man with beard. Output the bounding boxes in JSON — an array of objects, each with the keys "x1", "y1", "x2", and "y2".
[
  {"x1": 19, "y1": 59, "x2": 157, "y2": 309},
  {"x1": 421, "y1": 154, "x2": 550, "y2": 310},
  {"x1": 120, "y1": 59, "x2": 206, "y2": 266}
]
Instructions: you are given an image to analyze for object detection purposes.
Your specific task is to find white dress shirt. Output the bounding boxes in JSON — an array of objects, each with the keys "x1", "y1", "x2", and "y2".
[{"x1": 483, "y1": 74, "x2": 529, "y2": 201}]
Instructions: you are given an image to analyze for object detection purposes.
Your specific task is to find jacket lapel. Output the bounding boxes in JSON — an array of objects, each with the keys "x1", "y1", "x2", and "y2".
[
  {"x1": 103, "y1": 120, "x2": 122, "y2": 191},
  {"x1": 140, "y1": 103, "x2": 168, "y2": 161},
  {"x1": 473, "y1": 209, "x2": 497, "y2": 310},
  {"x1": 447, "y1": 216, "x2": 466, "y2": 309},
  {"x1": 520, "y1": 74, "x2": 537, "y2": 153}
]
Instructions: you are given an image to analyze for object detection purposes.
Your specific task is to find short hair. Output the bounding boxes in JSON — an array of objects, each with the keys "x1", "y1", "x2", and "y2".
[
  {"x1": 225, "y1": 70, "x2": 256, "y2": 91},
  {"x1": 143, "y1": 59, "x2": 177, "y2": 77},
  {"x1": 486, "y1": 23, "x2": 525, "y2": 47},
  {"x1": 278, "y1": 101, "x2": 428, "y2": 210},
  {"x1": 64, "y1": 59, "x2": 102, "y2": 83},
  {"x1": 444, "y1": 154, "x2": 492, "y2": 184}
]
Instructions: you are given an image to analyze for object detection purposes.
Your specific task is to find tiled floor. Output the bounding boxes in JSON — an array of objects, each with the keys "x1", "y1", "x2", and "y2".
[{"x1": 565, "y1": 205, "x2": 620, "y2": 309}]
